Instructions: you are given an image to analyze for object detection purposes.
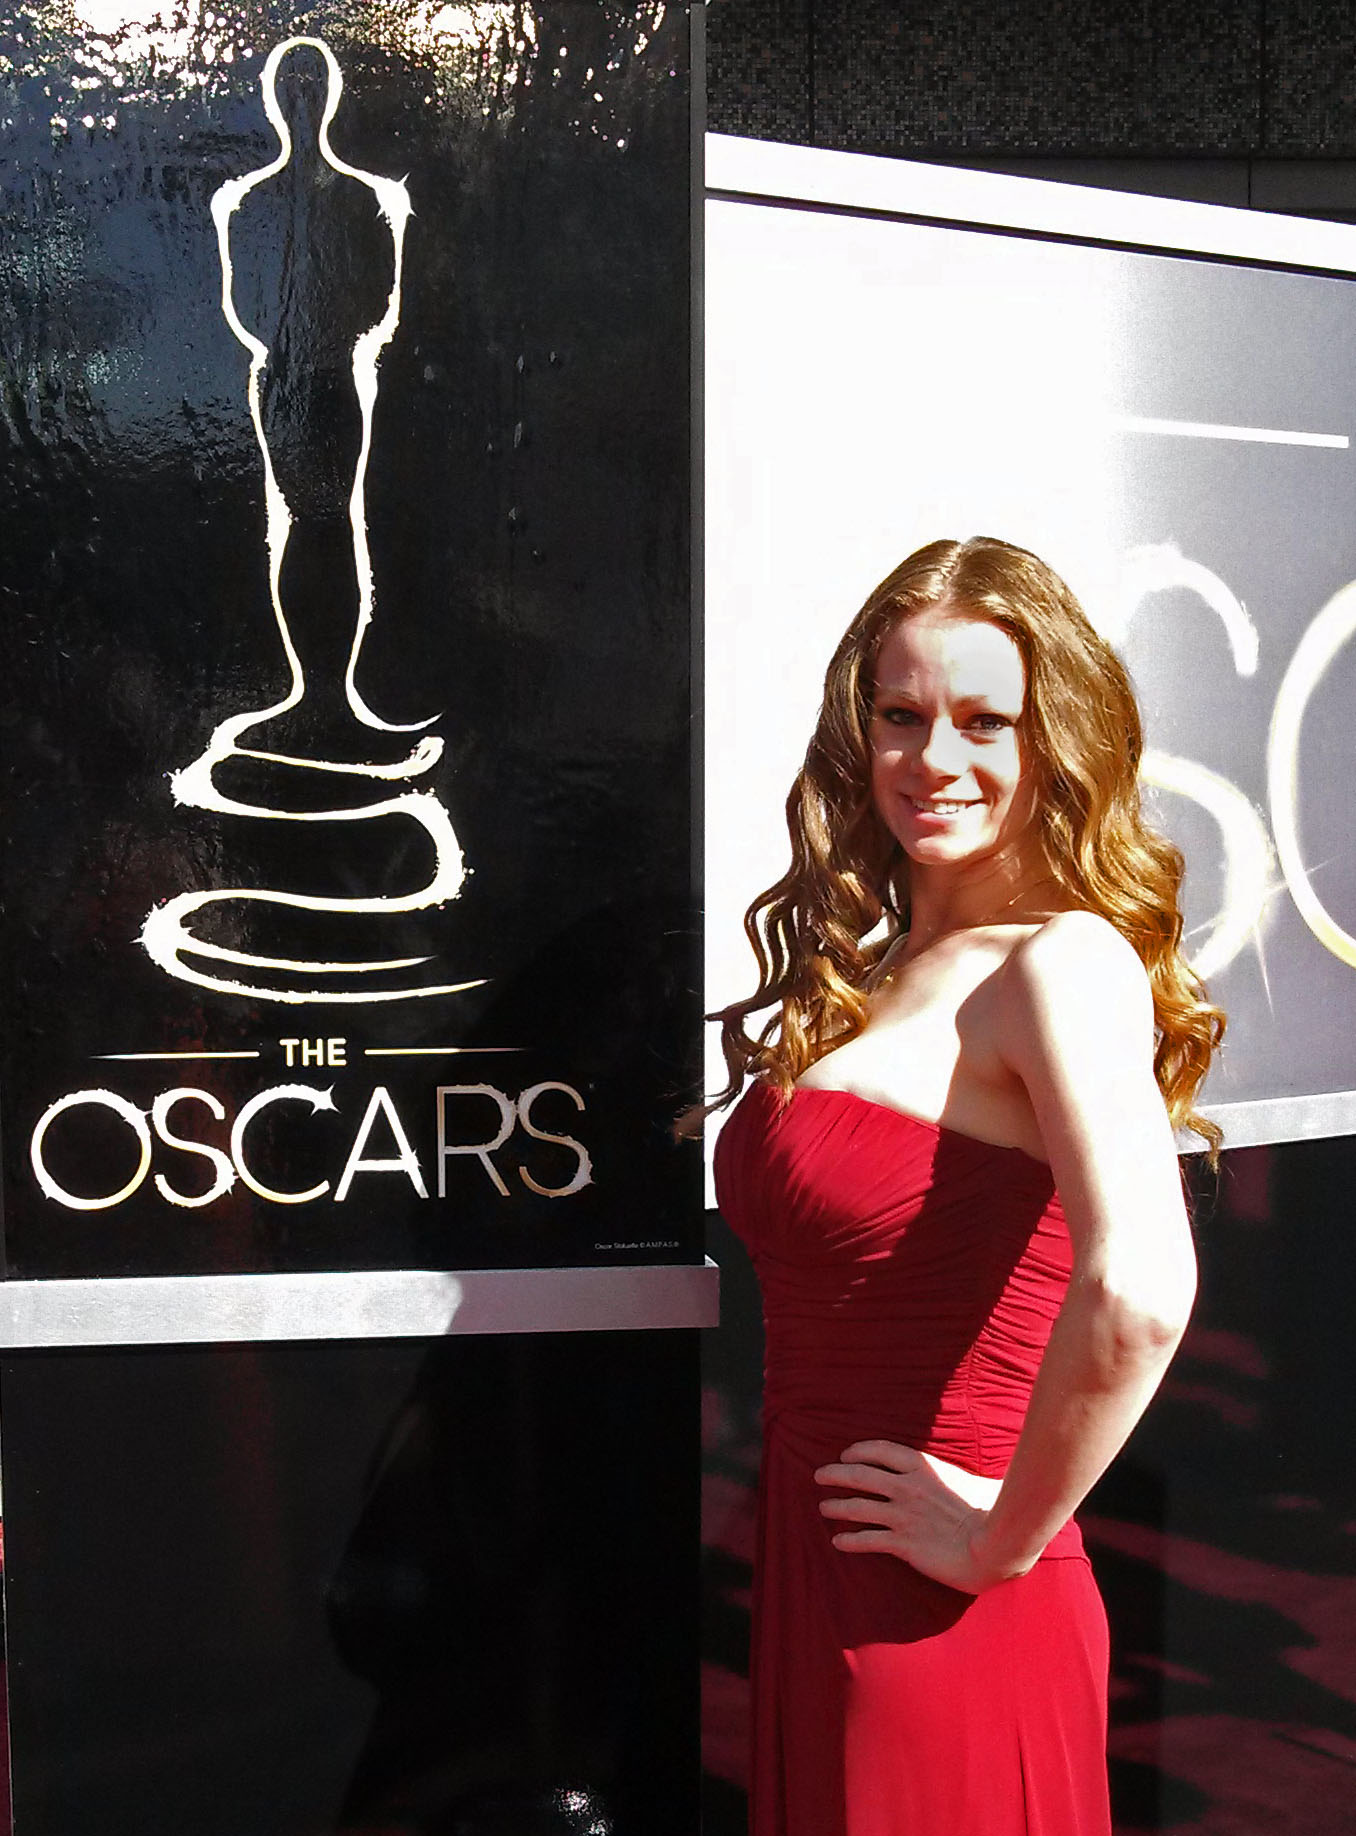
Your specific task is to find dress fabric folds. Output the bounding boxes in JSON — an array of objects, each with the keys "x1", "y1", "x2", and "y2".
[{"x1": 714, "y1": 1081, "x2": 1112, "y2": 1836}]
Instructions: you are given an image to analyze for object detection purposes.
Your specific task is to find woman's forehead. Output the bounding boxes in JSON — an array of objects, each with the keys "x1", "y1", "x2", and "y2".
[{"x1": 874, "y1": 611, "x2": 1026, "y2": 702}]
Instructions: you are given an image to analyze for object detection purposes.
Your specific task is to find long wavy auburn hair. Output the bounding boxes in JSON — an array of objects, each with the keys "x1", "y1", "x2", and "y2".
[{"x1": 700, "y1": 536, "x2": 1226, "y2": 1158}]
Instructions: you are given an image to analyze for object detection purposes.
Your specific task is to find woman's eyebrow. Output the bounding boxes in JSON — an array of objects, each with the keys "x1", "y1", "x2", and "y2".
[{"x1": 874, "y1": 687, "x2": 1020, "y2": 712}]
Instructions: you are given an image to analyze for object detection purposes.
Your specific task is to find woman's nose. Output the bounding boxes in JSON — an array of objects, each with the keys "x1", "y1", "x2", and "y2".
[{"x1": 918, "y1": 719, "x2": 965, "y2": 775}]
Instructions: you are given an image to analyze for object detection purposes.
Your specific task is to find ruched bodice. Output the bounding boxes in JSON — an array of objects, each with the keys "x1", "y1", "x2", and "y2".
[
  {"x1": 716, "y1": 1080, "x2": 1074, "y2": 1481},
  {"x1": 714, "y1": 1079, "x2": 1110, "y2": 1836}
]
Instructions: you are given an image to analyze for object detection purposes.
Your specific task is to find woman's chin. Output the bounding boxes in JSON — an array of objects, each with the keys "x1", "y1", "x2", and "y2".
[{"x1": 900, "y1": 833, "x2": 986, "y2": 867}]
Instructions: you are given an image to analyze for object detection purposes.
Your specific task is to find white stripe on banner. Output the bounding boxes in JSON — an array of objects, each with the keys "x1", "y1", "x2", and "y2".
[
  {"x1": 1115, "y1": 415, "x2": 1349, "y2": 448},
  {"x1": 0, "y1": 1261, "x2": 722, "y2": 1348}
]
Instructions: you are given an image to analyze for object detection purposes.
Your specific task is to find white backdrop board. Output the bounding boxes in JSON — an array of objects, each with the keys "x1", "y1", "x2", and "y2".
[{"x1": 705, "y1": 133, "x2": 1356, "y2": 1166}]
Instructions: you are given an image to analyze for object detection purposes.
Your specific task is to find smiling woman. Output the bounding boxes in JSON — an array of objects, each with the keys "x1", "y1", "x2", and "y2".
[
  {"x1": 705, "y1": 536, "x2": 1223, "y2": 1149},
  {"x1": 693, "y1": 536, "x2": 1226, "y2": 1836},
  {"x1": 868, "y1": 614, "x2": 1031, "y2": 869}
]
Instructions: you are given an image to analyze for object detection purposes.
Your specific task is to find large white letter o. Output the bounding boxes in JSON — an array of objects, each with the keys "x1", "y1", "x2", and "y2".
[{"x1": 30, "y1": 1089, "x2": 153, "y2": 1211}]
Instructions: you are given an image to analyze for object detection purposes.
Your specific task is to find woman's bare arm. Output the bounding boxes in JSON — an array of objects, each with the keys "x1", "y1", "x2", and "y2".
[{"x1": 816, "y1": 910, "x2": 1197, "y2": 1592}]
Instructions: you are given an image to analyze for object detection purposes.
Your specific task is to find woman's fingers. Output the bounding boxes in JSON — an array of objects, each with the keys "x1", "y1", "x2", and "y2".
[
  {"x1": 839, "y1": 1440, "x2": 923, "y2": 1471},
  {"x1": 817, "y1": 1493, "x2": 895, "y2": 1522},
  {"x1": 828, "y1": 1528, "x2": 896, "y2": 1552},
  {"x1": 809, "y1": 1441, "x2": 994, "y2": 1592},
  {"x1": 814, "y1": 1442, "x2": 925, "y2": 1491},
  {"x1": 813, "y1": 1459, "x2": 905, "y2": 1495}
]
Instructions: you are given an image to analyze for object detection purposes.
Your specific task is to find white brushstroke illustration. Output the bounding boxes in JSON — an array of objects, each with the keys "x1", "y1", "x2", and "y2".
[
  {"x1": 1268, "y1": 575, "x2": 1356, "y2": 970},
  {"x1": 1114, "y1": 543, "x2": 1260, "y2": 674},
  {"x1": 1141, "y1": 748, "x2": 1278, "y2": 982},
  {"x1": 141, "y1": 35, "x2": 475, "y2": 1004},
  {"x1": 1116, "y1": 543, "x2": 1277, "y2": 980}
]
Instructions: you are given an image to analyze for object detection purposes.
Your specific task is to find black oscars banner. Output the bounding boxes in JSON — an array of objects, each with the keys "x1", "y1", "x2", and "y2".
[{"x1": 1, "y1": 3, "x2": 698, "y2": 1277}]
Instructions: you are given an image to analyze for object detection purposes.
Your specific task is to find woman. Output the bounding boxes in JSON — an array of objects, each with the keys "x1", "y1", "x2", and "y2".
[{"x1": 705, "y1": 537, "x2": 1224, "y2": 1835}]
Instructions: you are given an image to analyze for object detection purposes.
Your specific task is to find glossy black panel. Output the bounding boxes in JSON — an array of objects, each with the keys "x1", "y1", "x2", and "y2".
[
  {"x1": 0, "y1": 3, "x2": 698, "y2": 1276},
  {"x1": 1, "y1": 1330, "x2": 700, "y2": 1835}
]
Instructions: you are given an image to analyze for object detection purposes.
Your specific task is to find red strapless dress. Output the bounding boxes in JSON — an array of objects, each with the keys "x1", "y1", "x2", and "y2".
[{"x1": 714, "y1": 1081, "x2": 1111, "y2": 1836}]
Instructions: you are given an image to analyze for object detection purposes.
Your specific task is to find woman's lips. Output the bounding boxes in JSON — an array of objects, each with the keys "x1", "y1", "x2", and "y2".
[{"x1": 906, "y1": 796, "x2": 978, "y2": 818}]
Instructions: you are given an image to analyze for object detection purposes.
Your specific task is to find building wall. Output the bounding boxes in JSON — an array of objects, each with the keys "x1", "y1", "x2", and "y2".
[{"x1": 707, "y1": 0, "x2": 1356, "y2": 215}]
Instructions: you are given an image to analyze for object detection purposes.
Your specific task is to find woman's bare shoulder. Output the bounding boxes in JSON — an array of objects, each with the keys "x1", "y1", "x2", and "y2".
[{"x1": 999, "y1": 910, "x2": 1153, "y2": 1043}]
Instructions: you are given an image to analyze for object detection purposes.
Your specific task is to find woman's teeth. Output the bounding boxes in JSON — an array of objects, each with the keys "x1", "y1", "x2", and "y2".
[{"x1": 911, "y1": 798, "x2": 972, "y2": 814}]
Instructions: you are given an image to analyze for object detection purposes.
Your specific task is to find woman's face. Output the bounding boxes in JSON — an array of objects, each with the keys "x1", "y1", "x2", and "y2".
[{"x1": 868, "y1": 610, "x2": 1036, "y2": 873}]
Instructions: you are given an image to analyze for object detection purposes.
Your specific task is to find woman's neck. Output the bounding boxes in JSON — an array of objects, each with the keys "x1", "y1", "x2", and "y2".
[{"x1": 902, "y1": 855, "x2": 1060, "y2": 958}]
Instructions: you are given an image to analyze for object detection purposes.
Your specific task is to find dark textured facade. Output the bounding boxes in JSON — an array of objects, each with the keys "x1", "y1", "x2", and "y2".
[{"x1": 707, "y1": 0, "x2": 1356, "y2": 214}]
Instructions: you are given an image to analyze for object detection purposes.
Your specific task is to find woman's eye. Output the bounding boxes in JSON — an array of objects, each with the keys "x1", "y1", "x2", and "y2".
[
  {"x1": 971, "y1": 713, "x2": 1011, "y2": 733},
  {"x1": 877, "y1": 706, "x2": 920, "y2": 726}
]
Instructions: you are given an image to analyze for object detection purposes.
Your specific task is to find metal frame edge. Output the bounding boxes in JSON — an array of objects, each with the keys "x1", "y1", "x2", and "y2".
[{"x1": 0, "y1": 1259, "x2": 722, "y2": 1349}]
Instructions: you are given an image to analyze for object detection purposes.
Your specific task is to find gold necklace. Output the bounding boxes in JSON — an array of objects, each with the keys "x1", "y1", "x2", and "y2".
[{"x1": 876, "y1": 875, "x2": 1062, "y2": 982}]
